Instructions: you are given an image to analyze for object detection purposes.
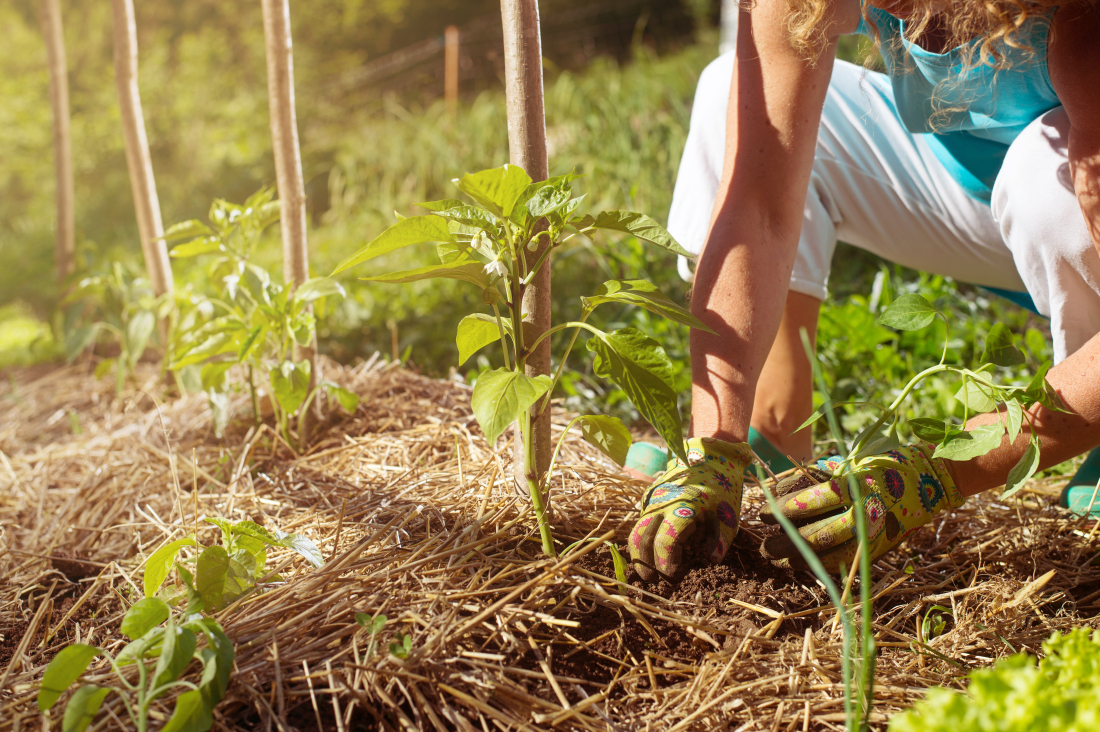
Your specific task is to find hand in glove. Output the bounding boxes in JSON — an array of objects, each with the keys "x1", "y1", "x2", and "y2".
[
  {"x1": 760, "y1": 445, "x2": 965, "y2": 572},
  {"x1": 628, "y1": 437, "x2": 752, "y2": 580}
]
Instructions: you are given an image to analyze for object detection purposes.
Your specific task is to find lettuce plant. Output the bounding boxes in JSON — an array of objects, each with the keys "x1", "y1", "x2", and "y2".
[
  {"x1": 333, "y1": 165, "x2": 708, "y2": 555},
  {"x1": 890, "y1": 628, "x2": 1100, "y2": 731}
]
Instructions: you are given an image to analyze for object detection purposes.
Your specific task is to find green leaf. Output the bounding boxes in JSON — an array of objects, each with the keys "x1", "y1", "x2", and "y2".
[
  {"x1": 120, "y1": 597, "x2": 170, "y2": 640},
  {"x1": 38, "y1": 645, "x2": 100, "y2": 711},
  {"x1": 1002, "y1": 435, "x2": 1041, "y2": 500},
  {"x1": 200, "y1": 361, "x2": 233, "y2": 391},
  {"x1": 437, "y1": 241, "x2": 466, "y2": 264},
  {"x1": 153, "y1": 618, "x2": 198, "y2": 694},
  {"x1": 169, "y1": 237, "x2": 222, "y2": 258},
  {"x1": 415, "y1": 198, "x2": 466, "y2": 212},
  {"x1": 64, "y1": 324, "x2": 101, "y2": 362},
  {"x1": 955, "y1": 380, "x2": 999, "y2": 413},
  {"x1": 205, "y1": 516, "x2": 234, "y2": 548},
  {"x1": 585, "y1": 328, "x2": 685, "y2": 463},
  {"x1": 910, "y1": 418, "x2": 950, "y2": 444},
  {"x1": 456, "y1": 314, "x2": 506, "y2": 366},
  {"x1": 1024, "y1": 361, "x2": 1072, "y2": 414},
  {"x1": 575, "y1": 415, "x2": 633, "y2": 467},
  {"x1": 588, "y1": 211, "x2": 693, "y2": 258},
  {"x1": 185, "y1": 618, "x2": 233, "y2": 704},
  {"x1": 851, "y1": 420, "x2": 903, "y2": 461},
  {"x1": 144, "y1": 536, "x2": 199, "y2": 597},
  {"x1": 160, "y1": 689, "x2": 213, "y2": 732},
  {"x1": 470, "y1": 368, "x2": 554, "y2": 444},
  {"x1": 356, "y1": 613, "x2": 387, "y2": 634},
  {"x1": 582, "y1": 280, "x2": 714, "y2": 333},
  {"x1": 93, "y1": 358, "x2": 115, "y2": 381},
  {"x1": 293, "y1": 277, "x2": 346, "y2": 304},
  {"x1": 272, "y1": 529, "x2": 325, "y2": 568},
  {"x1": 61, "y1": 685, "x2": 111, "y2": 732},
  {"x1": 162, "y1": 219, "x2": 214, "y2": 242},
  {"x1": 358, "y1": 261, "x2": 489, "y2": 288},
  {"x1": 525, "y1": 185, "x2": 572, "y2": 219},
  {"x1": 933, "y1": 423, "x2": 1005, "y2": 461},
  {"x1": 233, "y1": 534, "x2": 267, "y2": 575},
  {"x1": 195, "y1": 545, "x2": 230, "y2": 613},
  {"x1": 1005, "y1": 399, "x2": 1024, "y2": 444},
  {"x1": 125, "y1": 310, "x2": 155, "y2": 365},
  {"x1": 324, "y1": 382, "x2": 360, "y2": 412},
  {"x1": 270, "y1": 359, "x2": 311, "y2": 415},
  {"x1": 876, "y1": 293, "x2": 939, "y2": 331},
  {"x1": 455, "y1": 165, "x2": 533, "y2": 218},
  {"x1": 608, "y1": 544, "x2": 630, "y2": 589},
  {"x1": 228, "y1": 519, "x2": 280, "y2": 546},
  {"x1": 331, "y1": 215, "x2": 453, "y2": 275},
  {"x1": 981, "y1": 323, "x2": 1026, "y2": 367}
]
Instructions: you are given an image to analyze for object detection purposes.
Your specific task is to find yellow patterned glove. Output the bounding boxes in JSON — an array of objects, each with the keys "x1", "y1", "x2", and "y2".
[
  {"x1": 760, "y1": 445, "x2": 966, "y2": 572},
  {"x1": 628, "y1": 437, "x2": 752, "y2": 581}
]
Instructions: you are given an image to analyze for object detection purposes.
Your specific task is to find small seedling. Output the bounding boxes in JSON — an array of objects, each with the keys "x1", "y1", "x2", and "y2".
[
  {"x1": 354, "y1": 613, "x2": 388, "y2": 656},
  {"x1": 37, "y1": 598, "x2": 233, "y2": 732},
  {"x1": 922, "y1": 605, "x2": 953, "y2": 641},
  {"x1": 389, "y1": 632, "x2": 412, "y2": 659},
  {"x1": 333, "y1": 165, "x2": 708, "y2": 556}
]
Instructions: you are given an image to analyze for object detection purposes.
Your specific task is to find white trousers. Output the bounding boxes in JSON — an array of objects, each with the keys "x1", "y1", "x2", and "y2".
[{"x1": 668, "y1": 56, "x2": 1100, "y2": 363}]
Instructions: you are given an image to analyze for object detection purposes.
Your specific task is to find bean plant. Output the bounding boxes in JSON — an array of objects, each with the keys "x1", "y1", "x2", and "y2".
[
  {"x1": 165, "y1": 190, "x2": 358, "y2": 443},
  {"x1": 333, "y1": 164, "x2": 710, "y2": 556}
]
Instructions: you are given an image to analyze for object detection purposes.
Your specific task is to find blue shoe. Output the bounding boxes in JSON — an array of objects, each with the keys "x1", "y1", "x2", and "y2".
[
  {"x1": 623, "y1": 428, "x2": 797, "y2": 479},
  {"x1": 1059, "y1": 447, "x2": 1100, "y2": 517},
  {"x1": 748, "y1": 426, "x2": 797, "y2": 475}
]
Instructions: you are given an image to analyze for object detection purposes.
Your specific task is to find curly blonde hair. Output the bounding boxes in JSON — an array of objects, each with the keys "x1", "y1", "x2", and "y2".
[{"x1": 785, "y1": 0, "x2": 1065, "y2": 66}]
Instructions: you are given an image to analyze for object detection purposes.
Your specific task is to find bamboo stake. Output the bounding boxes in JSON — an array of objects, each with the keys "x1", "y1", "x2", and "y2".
[
  {"x1": 39, "y1": 0, "x2": 75, "y2": 290},
  {"x1": 444, "y1": 26, "x2": 460, "y2": 113},
  {"x1": 500, "y1": 0, "x2": 551, "y2": 484},
  {"x1": 110, "y1": 0, "x2": 173, "y2": 296},
  {"x1": 261, "y1": 0, "x2": 320, "y2": 434}
]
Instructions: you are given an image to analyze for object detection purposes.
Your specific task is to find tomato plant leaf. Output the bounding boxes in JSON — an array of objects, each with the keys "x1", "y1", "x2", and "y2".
[
  {"x1": 272, "y1": 530, "x2": 325, "y2": 568},
  {"x1": 293, "y1": 277, "x2": 346, "y2": 304},
  {"x1": 270, "y1": 359, "x2": 311, "y2": 415},
  {"x1": 876, "y1": 293, "x2": 939, "y2": 331},
  {"x1": 169, "y1": 237, "x2": 222, "y2": 258},
  {"x1": 160, "y1": 689, "x2": 213, "y2": 732},
  {"x1": 153, "y1": 619, "x2": 198, "y2": 694},
  {"x1": 456, "y1": 314, "x2": 506, "y2": 366},
  {"x1": 574, "y1": 415, "x2": 633, "y2": 467},
  {"x1": 455, "y1": 165, "x2": 533, "y2": 218},
  {"x1": 60, "y1": 685, "x2": 111, "y2": 732},
  {"x1": 144, "y1": 536, "x2": 198, "y2": 598},
  {"x1": 583, "y1": 279, "x2": 714, "y2": 333},
  {"x1": 589, "y1": 211, "x2": 693, "y2": 258},
  {"x1": 585, "y1": 328, "x2": 686, "y2": 463},
  {"x1": 331, "y1": 215, "x2": 453, "y2": 275},
  {"x1": 195, "y1": 545, "x2": 230, "y2": 613},
  {"x1": 359, "y1": 261, "x2": 490, "y2": 288},
  {"x1": 910, "y1": 417, "x2": 950, "y2": 444},
  {"x1": 1005, "y1": 399, "x2": 1025, "y2": 444},
  {"x1": 525, "y1": 185, "x2": 572, "y2": 219},
  {"x1": 1002, "y1": 435, "x2": 1041, "y2": 500},
  {"x1": 415, "y1": 198, "x2": 466, "y2": 212},
  {"x1": 38, "y1": 645, "x2": 101, "y2": 711},
  {"x1": 470, "y1": 368, "x2": 554, "y2": 444},
  {"x1": 162, "y1": 219, "x2": 214, "y2": 242},
  {"x1": 120, "y1": 597, "x2": 170, "y2": 640},
  {"x1": 981, "y1": 322, "x2": 1026, "y2": 367},
  {"x1": 955, "y1": 380, "x2": 1000, "y2": 414},
  {"x1": 933, "y1": 423, "x2": 1005, "y2": 461},
  {"x1": 323, "y1": 382, "x2": 360, "y2": 413}
]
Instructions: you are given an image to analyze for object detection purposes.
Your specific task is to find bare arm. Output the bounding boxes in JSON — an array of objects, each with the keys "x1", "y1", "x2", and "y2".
[
  {"x1": 947, "y1": 4, "x2": 1100, "y2": 494},
  {"x1": 690, "y1": 0, "x2": 859, "y2": 442}
]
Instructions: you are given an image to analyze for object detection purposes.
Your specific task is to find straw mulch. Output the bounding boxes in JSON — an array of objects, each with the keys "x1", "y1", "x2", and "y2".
[{"x1": 2, "y1": 358, "x2": 1099, "y2": 731}]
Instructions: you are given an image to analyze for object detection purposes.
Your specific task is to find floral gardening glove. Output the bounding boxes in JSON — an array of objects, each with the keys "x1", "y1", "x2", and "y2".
[
  {"x1": 628, "y1": 437, "x2": 753, "y2": 581},
  {"x1": 759, "y1": 445, "x2": 965, "y2": 573}
]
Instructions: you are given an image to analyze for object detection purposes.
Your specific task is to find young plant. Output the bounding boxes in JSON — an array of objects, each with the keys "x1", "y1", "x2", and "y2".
[
  {"x1": 332, "y1": 165, "x2": 710, "y2": 556},
  {"x1": 61, "y1": 261, "x2": 173, "y2": 393},
  {"x1": 144, "y1": 518, "x2": 323, "y2": 613},
  {"x1": 37, "y1": 599, "x2": 233, "y2": 732},
  {"x1": 165, "y1": 190, "x2": 358, "y2": 442}
]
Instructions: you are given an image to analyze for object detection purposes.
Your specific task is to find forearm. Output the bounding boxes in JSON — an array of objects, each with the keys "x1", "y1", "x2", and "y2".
[
  {"x1": 946, "y1": 331, "x2": 1100, "y2": 495},
  {"x1": 690, "y1": 4, "x2": 843, "y2": 442}
]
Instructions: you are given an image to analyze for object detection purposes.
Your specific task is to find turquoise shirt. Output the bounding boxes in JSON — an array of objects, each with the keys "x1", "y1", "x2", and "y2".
[{"x1": 855, "y1": 7, "x2": 1061, "y2": 202}]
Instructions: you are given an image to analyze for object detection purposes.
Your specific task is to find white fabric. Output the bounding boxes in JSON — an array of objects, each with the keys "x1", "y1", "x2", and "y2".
[{"x1": 668, "y1": 55, "x2": 1100, "y2": 362}]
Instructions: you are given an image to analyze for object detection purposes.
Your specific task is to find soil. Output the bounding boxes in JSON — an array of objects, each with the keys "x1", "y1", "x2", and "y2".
[
  {"x1": 0, "y1": 580, "x2": 124, "y2": 669},
  {"x1": 512, "y1": 527, "x2": 829, "y2": 699}
]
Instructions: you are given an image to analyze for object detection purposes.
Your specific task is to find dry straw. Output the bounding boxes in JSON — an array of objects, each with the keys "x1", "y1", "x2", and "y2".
[{"x1": 1, "y1": 358, "x2": 1098, "y2": 730}]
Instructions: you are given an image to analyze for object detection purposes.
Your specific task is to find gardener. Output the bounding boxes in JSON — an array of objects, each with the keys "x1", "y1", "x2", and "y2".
[{"x1": 628, "y1": 0, "x2": 1100, "y2": 581}]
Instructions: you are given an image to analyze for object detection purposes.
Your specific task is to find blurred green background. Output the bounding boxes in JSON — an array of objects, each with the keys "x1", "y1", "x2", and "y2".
[{"x1": 0, "y1": 0, "x2": 1058, "y2": 459}]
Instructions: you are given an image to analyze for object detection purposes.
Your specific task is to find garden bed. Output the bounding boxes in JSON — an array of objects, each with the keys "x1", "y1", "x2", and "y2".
[{"x1": 1, "y1": 360, "x2": 1098, "y2": 731}]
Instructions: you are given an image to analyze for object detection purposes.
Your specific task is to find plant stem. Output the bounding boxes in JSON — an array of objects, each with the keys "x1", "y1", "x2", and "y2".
[
  {"x1": 248, "y1": 365, "x2": 260, "y2": 425},
  {"x1": 491, "y1": 302, "x2": 511, "y2": 371},
  {"x1": 521, "y1": 408, "x2": 556, "y2": 557}
]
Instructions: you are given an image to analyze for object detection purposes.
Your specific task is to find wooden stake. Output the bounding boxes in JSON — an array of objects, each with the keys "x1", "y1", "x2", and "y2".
[
  {"x1": 500, "y1": 0, "x2": 551, "y2": 484},
  {"x1": 110, "y1": 0, "x2": 173, "y2": 297},
  {"x1": 261, "y1": 0, "x2": 320, "y2": 434},
  {"x1": 444, "y1": 25, "x2": 460, "y2": 113},
  {"x1": 39, "y1": 0, "x2": 74, "y2": 290}
]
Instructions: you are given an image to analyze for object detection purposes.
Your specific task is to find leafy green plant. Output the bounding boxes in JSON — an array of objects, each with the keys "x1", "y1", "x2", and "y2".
[
  {"x1": 165, "y1": 190, "x2": 358, "y2": 442},
  {"x1": 37, "y1": 599, "x2": 233, "y2": 732},
  {"x1": 333, "y1": 164, "x2": 709, "y2": 556},
  {"x1": 60, "y1": 262, "x2": 172, "y2": 393},
  {"x1": 389, "y1": 632, "x2": 413, "y2": 660},
  {"x1": 890, "y1": 628, "x2": 1100, "y2": 731},
  {"x1": 354, "y1": 612, "x2": 388, "y2": 656},
  {"x1": 144, "y1": 518, "x2": 323, "y2": 613},
  {"x1": 922, "y1": 605, "x2": 952, "y2": 642}
]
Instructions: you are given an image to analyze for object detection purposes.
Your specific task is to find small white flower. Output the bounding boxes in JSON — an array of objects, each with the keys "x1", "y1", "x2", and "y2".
[
  {"x1": 484, "y1": 258, "x2": 509, "y2": 280},
  {"x1": 472, "y1": 231, "x2": 495, "y2": 260}
]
